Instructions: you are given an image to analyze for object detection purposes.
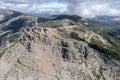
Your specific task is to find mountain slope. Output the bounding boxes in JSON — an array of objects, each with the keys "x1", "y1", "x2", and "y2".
[
  {"x1": 88, "y1": 16, "x2": 120, "y2": 28},
  {"x1": 0, "y1": 27, "x2": 120, "y2": 80},
  {"x1": 0, "y1": 8, "x2": 39, "y2": 33},
  {"x1": 0, "y1": 9, "x2": 120, "y2": 80},
  {"x1": 88, "y1": 15, "x2": 120, "y2": 56}
]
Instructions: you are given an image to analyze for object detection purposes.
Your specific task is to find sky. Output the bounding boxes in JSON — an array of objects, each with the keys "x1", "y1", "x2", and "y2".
[{"x1": 0, "y1": 0, "x2": 120, "y2": 18}]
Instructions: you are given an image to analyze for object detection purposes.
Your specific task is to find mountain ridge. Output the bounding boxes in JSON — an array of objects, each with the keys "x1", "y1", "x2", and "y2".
[{"x1": 0, "y1": 8, "x2": 120, "y2": 80}]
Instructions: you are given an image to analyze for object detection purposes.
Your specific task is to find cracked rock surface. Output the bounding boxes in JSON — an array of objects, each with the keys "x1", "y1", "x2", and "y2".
[{"x1": 0, "y1": 28, "x2": 120, "y2": 80}]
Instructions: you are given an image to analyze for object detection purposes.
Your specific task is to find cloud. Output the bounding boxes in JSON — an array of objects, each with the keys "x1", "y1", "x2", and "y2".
[
  {"x1": 7, "y1": 2, "x2": 67, "y2": 14},
  {"x1": 3, "y1": 0, "x2": 31, "y2": 4},
  {"x1": 0, "y1": 0, "x2": 67, "y2": 14},
  {"x1": 75, "y1": 3, "x2": 120, "y2": 18},
  {"x1": 59, "y1": 0, "x2": 120, "y2": 18},
  {"x1": 0, "y1": 0, "x2": 120, "y2": 18},
  {"x1": 3, "y1": 0, "x2": 55, "y2": 4}
]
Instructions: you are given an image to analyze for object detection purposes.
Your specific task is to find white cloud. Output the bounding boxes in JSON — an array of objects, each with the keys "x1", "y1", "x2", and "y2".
[
  {"x1": 62, "y1": 0, "x2": 120, "y2": 18},
  {"x1": 0, "y1": 0, "x2": 120, "y2": 18},
  {"x1": 12, "y1": 3, "x2": 67, "y2": 14},
  {"x1": 74, "y1": 3, "x2": 120, "y2": 18}
]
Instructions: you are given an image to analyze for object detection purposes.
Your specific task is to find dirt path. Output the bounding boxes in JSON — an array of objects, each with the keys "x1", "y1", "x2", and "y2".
[{"x1": 63, "y1": 25, "x2": 78, "y2": 29}]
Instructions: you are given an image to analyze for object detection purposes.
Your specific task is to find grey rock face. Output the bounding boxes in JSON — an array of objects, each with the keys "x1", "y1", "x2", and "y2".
[{"x1": 0, "y1": 28, "x2": 120, "y2": 80}]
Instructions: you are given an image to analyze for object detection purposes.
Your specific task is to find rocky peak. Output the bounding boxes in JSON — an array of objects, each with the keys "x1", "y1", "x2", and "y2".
[{"x1": 0, "y1": 27, "x2": 120, "y2": 80}]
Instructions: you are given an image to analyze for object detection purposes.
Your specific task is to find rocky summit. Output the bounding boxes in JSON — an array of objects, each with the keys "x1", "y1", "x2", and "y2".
[
  {"x1": 0, "y1": 26, "x2": 120, "y2": 80},
  {"x1": 0, "y1": 9, "x2": 120, "y2": 80}
]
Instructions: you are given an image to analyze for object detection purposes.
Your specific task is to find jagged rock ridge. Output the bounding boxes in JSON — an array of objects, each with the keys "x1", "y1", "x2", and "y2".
[{"x1": 0, "y1": 27, "x2": 120, "y2": 80}]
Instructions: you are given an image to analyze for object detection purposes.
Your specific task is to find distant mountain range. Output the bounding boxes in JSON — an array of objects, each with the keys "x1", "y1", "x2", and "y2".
[
  {"x1": 88, "y1": 15, "x2": 120, "y2": 28},
  {"x1": 88, "y1": 15, "x2": 120, "y2": 41}
]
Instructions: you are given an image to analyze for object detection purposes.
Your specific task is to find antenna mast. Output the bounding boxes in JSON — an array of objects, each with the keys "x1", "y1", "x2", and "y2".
[{"x1": 35, "y1": 17, "x2": 38, "y2": 28}]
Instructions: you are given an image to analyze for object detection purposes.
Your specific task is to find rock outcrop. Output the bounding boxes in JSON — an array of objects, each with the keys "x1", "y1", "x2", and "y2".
[{"x1": 0, "y1": 27, "x2": 120, "y2": 80}]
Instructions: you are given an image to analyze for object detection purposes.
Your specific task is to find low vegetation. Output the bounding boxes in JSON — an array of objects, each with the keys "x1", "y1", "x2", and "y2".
[
  {"x1": 0, "y1": 50, "x2": 5, "y2": 59},
  {"x1": 89, "y1": 38, "x2": 120, "y2": 61},
  {"x1": 57, "y1": 27, "x2": 120, "y2": 61}
]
